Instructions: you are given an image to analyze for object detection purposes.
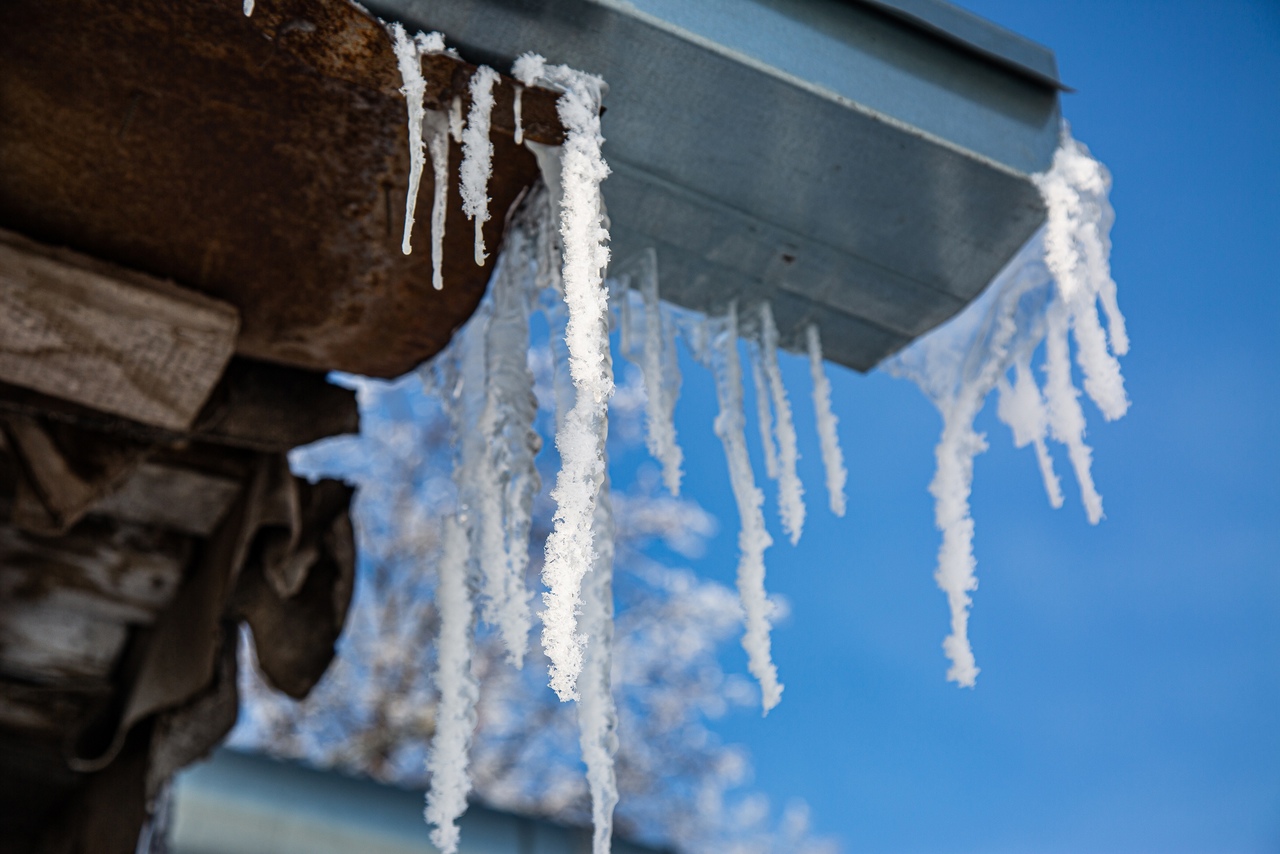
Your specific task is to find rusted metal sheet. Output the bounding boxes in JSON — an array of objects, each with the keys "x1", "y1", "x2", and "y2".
[{"x1": 0, "y1": 0, "x2": 563, "y2": 378}]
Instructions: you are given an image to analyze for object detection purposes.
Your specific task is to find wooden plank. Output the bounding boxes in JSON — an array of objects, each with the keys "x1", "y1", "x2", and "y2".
[
  {"x1": 0, "y1": 230, "x2": 239, "y2": 430},
  {"x1": 94, "y1": 463, "x2": 241, "y2": 536},
  {"x1": 0, "y1": 600, "x2": 128, "y2": 682},
  {"x1": 0, "y1": 358, "x2": 358, "y2": 453},
  {"x1": 0, "y1": 521, "x2": 189, "y2": 625}
]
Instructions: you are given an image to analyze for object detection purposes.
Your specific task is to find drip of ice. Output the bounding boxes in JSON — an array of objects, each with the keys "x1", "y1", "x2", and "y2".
[
  {"x1": 449, "y1": 96, "x2": 464, "y2": 143},
  {"x1": 390, "y1": 23, "x2": 427, "y2": 255},
  {"x1": 513, "y1": 84, "x2": 525, "y2": 146},
  {"x1": 758, "y1": 303, "x2": 805, "y2": 544},
  {"x1": 614, "y1": 250, "x2": 684, "y2": 496},
  {"x1": 423, "y1": 514, "x2": 480, "y2": 854},
  {"x1": 750, "y1": 347, "x2": 780, "y2": 481},
  {"x1": 427, "y1": 110, "x2": 450, "y2": 290},
  {"x1": 515, "y1": 53, "x2": 614, "y2": 703},
  {"x1": 461, "y1": 66, "x2": 500, "y2": 266},
  {"x1": 243, "y1": 0, "x2": 254, "y2": 16},
  {"x1": 884, "y1": 129, "x2": 1127, "y2": 686},
  {"x1": 578, "y1": 473, "x2": 620, "y2": 854},
  {"x1": 684, "y1": 304, "x2": 782, "y2": 714},
  {"x1": 475, "y1": 203, "x2": 541, "y2": 664},
  {"x1": 806, "y1": 325, "x2": 847, "y2": 518}
]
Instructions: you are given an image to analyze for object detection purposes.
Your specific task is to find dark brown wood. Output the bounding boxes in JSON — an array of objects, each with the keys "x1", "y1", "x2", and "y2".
[
  {"x1": 0, "y1": 0, "x2": 565, "y2": 378},
  {"x1": 0, "y1": 358, "x2": 359, "y2": 454}
]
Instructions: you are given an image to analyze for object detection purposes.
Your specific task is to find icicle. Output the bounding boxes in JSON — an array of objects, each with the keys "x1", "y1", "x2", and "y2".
[
  {"x1": 579, "y1": 471, "x2": 619, "y2": 854},
  {"x1": 615, "y1": 250, "x2": 684, "y2": 495},
  {"x1": 1043, "y1": 299, "x2": 1103, "y2": 523},
  {"x1": 427, "y1": 110, "x2": 449, "y2": 290},
  {"x1": 474, "y1": 206, "x2": 541, "y2": 664},
  {"x1": 460, "y1": 67, "x2": 500, "y2": 266},
  {"x1": 423, "y1": 514, "x2": 480, "y2": 854},
  {"x1": 759, "y1": 303, "x2": 805, "y2": 544},
  {"x1": 243, "y1": 0, "x2": 254, "y2": 16},
  {"x1": 1033, "y1": 132, "x2": 1130, "y2": 421},
  {"x1": 806, "y1": 325, "x2": 847, "y2": 518},
  {"x1": 449, "y1": 95, "x2": 464, "y2": 144},
  {"x1": 515, "y1": 53, "x2": 614, "y2": 702},
  {"x1": 390, "y1": 23, "x2": 427, "y2": 255},
  {"x1": 687, "y1": 304, "x2": 782, "y2": 714},
  {"x1": 996, "y1": 357, "x2": 1064, "y2": 509},
  {"x1": 513, "y1": 84, "x2": 525, "y2": 146},
  {"x1": 884, "y1": 129, "x2": 1129, "y2": 684},
  {"x1": 750, "y1": 349, "x2": 779, "y2": 481}
]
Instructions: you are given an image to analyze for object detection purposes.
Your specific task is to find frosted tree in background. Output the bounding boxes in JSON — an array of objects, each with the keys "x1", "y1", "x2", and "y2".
[{"x1": 232, "y1": 357, "x2": 835, "y2": 854}]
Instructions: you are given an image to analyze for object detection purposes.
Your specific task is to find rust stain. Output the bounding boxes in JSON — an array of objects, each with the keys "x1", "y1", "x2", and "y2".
[{"x1": 0, "y1": 0, "x2": 565, "y2": 378}]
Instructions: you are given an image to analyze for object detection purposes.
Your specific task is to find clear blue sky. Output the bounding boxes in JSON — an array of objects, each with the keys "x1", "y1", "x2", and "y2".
[{"x1": 652, "y1": 1, "x2": 1279, "y2": 851}]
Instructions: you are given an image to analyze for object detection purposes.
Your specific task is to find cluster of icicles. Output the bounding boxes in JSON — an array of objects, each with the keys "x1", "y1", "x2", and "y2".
[{"x1": 375, "y1": 18, "x2": 1127, "y2": 854}]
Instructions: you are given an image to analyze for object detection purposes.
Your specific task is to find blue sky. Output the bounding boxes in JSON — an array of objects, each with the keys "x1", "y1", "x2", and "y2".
[{"x1": 654, "y1": 1, "x2": 1279, "y2": 851}]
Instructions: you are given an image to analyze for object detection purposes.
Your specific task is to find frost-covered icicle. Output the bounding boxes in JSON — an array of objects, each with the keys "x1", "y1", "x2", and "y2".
[
  {"x1": 423, "y1": 514, "x2": 480, "y2": 854},
  {"x1": 449, "y1": 96, "x2": 464, "y2": 144},
  {"x1": 243, "y1": 0, "x2": 254, "y2": 16},
  {"x1": 805, "y1": 325, "x2": 847, "y2": 518},
  {"x1": 996, "y1": 357, "x2": 1064, "y2": 509},
  {"x1": 514, "y1": 53, "x2": 613, "y2": 702},
  {"x1": 1043, "y1": 299, "x2": 1103, "y2": 523},
  {"x1": 579, "y1": 472, "x2": 619, "y2": 854},
  {"x1": 1034, "y1": 132, "x2": 1130, "y2": 421},
  {"x1": 750, "y1": 351, "x2": 779, "y2": 481},
  {"x1": 884, "y1": 126, "x2": 1128, "y2": 685},
  {"x1": 513, "y1": 84, "x2": 525, "y2": 146},
  {"x1": 759, "y1": 303, "x2": 805, "y2": 543},
  {"x1": 427, "y1": 111, "x2": 450, "y2": 290},
  {"x1": 615, "y1": 250, "x2": 684, "y2": 495},
  {"x1": 474, "y1": 207, "x2": 541, "y2": 664},
  {"x1": 460, "y1": 67, "x2": 500, "y2": 266},
  {"x1": 390, "y1": 23, "x2": 428, "y2": 255},
  {"x1": 687, "y1": 304, "x2": 782, "y2": 714}
]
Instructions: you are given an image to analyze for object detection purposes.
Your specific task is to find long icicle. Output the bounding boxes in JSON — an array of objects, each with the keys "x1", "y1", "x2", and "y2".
[
  {"x1": 476, "y1": 208, "x2": 540, "y2": 664},
  {"x1": 390, "y1": 23, "x2": 427, "y2": 255},
  {"x1": 750, "y1": 347, "x2": 779, "y2": 481},
  {"x1": 806, "y1": 325, "x2": 848, "y2": 518},
  {"x1": 423, "y1": 513, "x2": 480, "y2": 854},
  {"x1": 515, "y1": 53, "x2": 614, "y2": 702},
  {"x1": 579, "y1": 471, "x2": 619, "y2": 854},
  {"x1": 427, "y1": 110, "x2": 450, "y2": 290},
  {"x1": 708, "y1": 304, "x2": 783, "y2": 714},
  {"x1": 759, "y1": 303, "x2": 805, "y2": 543},
  {"x1": 460, "y1": 66, "x2": 500, "y2": 266}
]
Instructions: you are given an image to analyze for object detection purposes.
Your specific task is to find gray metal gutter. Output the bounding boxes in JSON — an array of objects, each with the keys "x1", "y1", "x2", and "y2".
[{"x1": 365, "y1": 0, "x2": 1061, "y2": 370}]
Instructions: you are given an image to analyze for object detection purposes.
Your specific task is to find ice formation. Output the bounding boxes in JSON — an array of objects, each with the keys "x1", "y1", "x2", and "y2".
[
  {"x1": 806, "y1": 325, "x2": 847, "y2": 518},
  {"x1": 579, "y1": 473, "x2": 620, "y2": 854},
  {"x1": 475, "y1": 209, "x2": 541, "y2": 663},
  {"x1": 685, "y1": 304, "x2": 783, "y2": 714},
  {"x1": 423, "y1": 514, "x2": 480, "y2": 854},
  {"x1": 758, "y1": 303, "x2": 805, "y2": 544},
  {"x1": 427, "y1": 111, "x2": 450, "y2": 290},
  {"x1": 750, "y1": 349, "x2": 780, "y2": 481},
  {"x1": 614, "y1": 249, "x2": 684, "y2": 496},
  {"x1": 461, "y1": 66, "x2": 500, "y2": 266},
  {"x1": 243, "y1": 0, "x2": 254, "y2": 16},
  {"x1": 514, "y1": 52, "x2": 615, "y2": 703},
  {"x1": 390, "y1": 23, "x2": 427, "y2": 256},
  {"x1": 513, "y1": 84, "x2": 525, "y2": 146},
  {"x1": 885, "y1": 129, "x2": 1127, "y2": 686}
]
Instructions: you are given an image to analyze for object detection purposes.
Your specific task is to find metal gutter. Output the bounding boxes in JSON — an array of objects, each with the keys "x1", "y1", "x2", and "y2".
[{"x1": 367, "y1": 0, "x2": 1062, "y2": 370}]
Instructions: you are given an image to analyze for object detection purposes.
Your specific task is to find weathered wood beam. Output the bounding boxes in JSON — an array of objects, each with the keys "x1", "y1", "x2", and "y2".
[{"x1": 0, "y1": 229, "x2": 239, "y2": 431}]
